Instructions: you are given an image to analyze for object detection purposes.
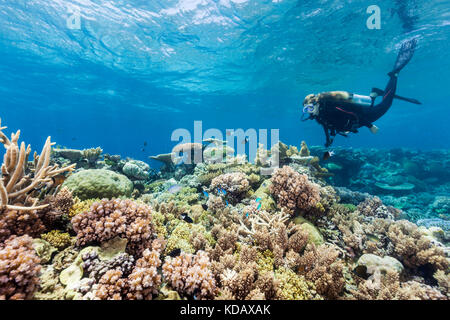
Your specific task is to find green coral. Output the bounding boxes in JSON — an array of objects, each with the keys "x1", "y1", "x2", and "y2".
[
  {"x1": 293, "y1": 217, "x2": 324, "y2": 246},
  {"x1": 145, "y1": 179, "x2": 167, "y2": 193},
  {"x1": 275, "y1": 267, "x2": 321, "y2": 300},
  {"x1": 166, "y1": 223, "x2": 215, "y2": 254},
  {"x1": 252, "y1": 179, "x2": 276, "y2": 211},
  {"x1": 62, "y1": 169, "x2": 133, "y2": 200}
]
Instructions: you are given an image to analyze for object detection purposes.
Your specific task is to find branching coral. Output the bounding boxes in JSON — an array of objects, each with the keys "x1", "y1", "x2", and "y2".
[
  {"x1": 296, "y1": 244, "x2": 345, "y2": 299},
  {"x1": 352, "y1": 269, "x2": 446, "y2": 300},
  {"x1": 41, "y1": 230, "x2": 72, "y2": 250},
  {"x1": 0, "y1": 235, "x2": 41, "y2": 300},
  {"x1": 387, "y1": 220, "x2": 448, "y2": 271},
  {"x1": 270, "y1": 166, "x2": 321, "y2": 214},
  {"x1": 210, "y1": 172, "x2": 250, "y2": 203},
  {"x1": 0, "y1": 118, "x2": 75, "y2": 212},
  {"x1": 71, "y1": 199, "x2": 155, "y2": 256},
  {"x1": 127, "y1": 245, "x2": 163, "y2": 300},
  {"x1": 162, "y1": 250, "x2": 217, "y2": 299}
]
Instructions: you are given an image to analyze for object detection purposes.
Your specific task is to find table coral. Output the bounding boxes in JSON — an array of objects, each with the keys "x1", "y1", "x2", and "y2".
[{"x1": 0, "y1": 235, "x2": 41, "y2": 300}]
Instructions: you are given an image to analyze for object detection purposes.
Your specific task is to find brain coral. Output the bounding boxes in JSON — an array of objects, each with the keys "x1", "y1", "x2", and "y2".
[
  {"x1": 62, "y1": 169, "x2": 133, "y2": 200},
  {"x1": 71, "y1": 199, "x2": 154, "y2": 255},
  {"x1": 270, "y1": 166, "x2": 321, "y2": 214},
  {"x1": 0, "y1": 235, "x2": 41, "y2": 300}
]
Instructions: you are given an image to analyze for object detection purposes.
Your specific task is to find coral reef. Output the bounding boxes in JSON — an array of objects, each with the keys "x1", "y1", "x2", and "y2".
[{"x1": 0, "y1": 125, "x2": 448, "y2": 301}]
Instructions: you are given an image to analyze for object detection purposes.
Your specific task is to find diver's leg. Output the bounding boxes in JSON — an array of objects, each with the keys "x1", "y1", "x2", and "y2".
[
  {"x1": 365, "y1": 75, "x2": 397, "y2": 122},
  {"x1": 364, "y1": 39, "x2": 416, "y2": 123}
]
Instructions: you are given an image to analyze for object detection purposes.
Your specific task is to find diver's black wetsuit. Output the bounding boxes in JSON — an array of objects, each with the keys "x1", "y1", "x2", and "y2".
[
  {"x1": 310, "y1": 39, "x2": 417, "y2": 147},
  {"x1": 315, "y1": 75, "x2": 398, "y2": 147}
]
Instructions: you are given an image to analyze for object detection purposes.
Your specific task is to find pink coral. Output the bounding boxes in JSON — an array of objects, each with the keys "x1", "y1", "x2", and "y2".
[
  {"x1": 71, "y1": 199, "x2": 154, "y2": 256},
  {"x1": 162, "y1": 250, "x2": 217, "y2": 299},
  {"x1": 0, "y1": 235, "x2": 41, "y2": 300},
  {"x1": 270, "y1": 166, "x2": 320, "y2": 214},
  {"x1": 127, "y1": 247, "x2": 162, "y2": 300}
]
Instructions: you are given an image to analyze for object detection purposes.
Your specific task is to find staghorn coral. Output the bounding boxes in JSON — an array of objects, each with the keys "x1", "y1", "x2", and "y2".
[
  {"x1": 0, "y1": 235, "x2": 41, "y2": 300},
  {"x1": 162, "y1": 250, "x2": 217, "y2": 299},
  {"x1": 0, "y1": 118, "x2": 75, "y2": 212},
  {"x1": 270, "y1": 166, "x2": 321, "y2": 215},
  {"x1": 0, "y1": 119, "x2": 75, "y2": 240},
  {"x1": 71, "y1": 199, "x2": 155, "y2": 256}
]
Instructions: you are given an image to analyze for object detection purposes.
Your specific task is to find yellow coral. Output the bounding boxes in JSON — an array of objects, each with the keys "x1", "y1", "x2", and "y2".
[
  {"x1": 275, "y1": 267, "x2": 321, "y2": 300},
  {"x1": 41, "y1": 230, "x2": 72, "y2": 250},
  {"x1": 68, "y1": 197, "x2": 99, "y2": 218},
  {"x1": 165, "y1": 223, "x2": 215, "y2": 254},
  {"x1": 256, "y1": 250, "x2": 275, "y2": 274}
]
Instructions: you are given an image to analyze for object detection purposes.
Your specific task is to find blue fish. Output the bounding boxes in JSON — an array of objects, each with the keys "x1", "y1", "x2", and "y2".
[
  {"x1": 257, "y1": 203, "x2": 262, "y2": 210},
  {"x1": 255, "y1": 197, "x2": 262, "y2": 202},
  {"x1": 245, "y1": 212, "x2": 249, "y2": 218},
  {"x1": 225, "y1": 200, "x2": 229, "y2": 206},
  {"x1": 203, "y1": 190, "x2": 209, "y2": 198},
  {"x1": 168, "y1": 184, "x2": 182, "y2": 194}
]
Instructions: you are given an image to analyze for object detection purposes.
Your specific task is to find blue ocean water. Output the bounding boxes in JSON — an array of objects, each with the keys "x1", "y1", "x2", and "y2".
[{"x1": 0, "y1": 0, "x2": 449, "y2": 164}]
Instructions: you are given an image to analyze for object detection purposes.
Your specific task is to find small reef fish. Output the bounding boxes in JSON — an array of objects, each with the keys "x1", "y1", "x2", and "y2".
[
  {"x1": 52, "y1": 174, "x2": 67, "y2": 186},
  {"x1": 180, "y1": 213, "x2": 193, "y2": 223},
  {"x1": 168, "y1": 184, "x2": 182, "y2": 194},
  {"x1": 167, "y1": 248, "x2": 181, "y2": 258},
  {"x1": 225, "y1": 200, "x2": 229, "y2": 207},
  {"x1": 202, "y1": 190, "x2": 209, "y2": 198},
  {"x1": 322, "y1": 150, "x2": 335, "y2": 161},
  {"x1": 255, "y1": 197, "x2": 261, "y2": 202},
  {"x1": 217, "y1": 188, "x2": 227, "y2": 196},
  {"x1": 257, "y1": 203, "x2": 262, "y2": 210},
  {"x1": 143, "y1": 141, "x2": 148, "y2": 147},
  {"x1": 47, "y1": 174, "x2": 68, "y2": 188},
  {"x1": 201, "y1": 204, "x2": 208, "y2": 210}
]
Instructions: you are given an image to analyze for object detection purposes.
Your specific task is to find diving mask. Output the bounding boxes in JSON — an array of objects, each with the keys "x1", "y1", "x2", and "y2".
[{"x1": 302, "y1": 102, "x2": 319, "y2": 116}]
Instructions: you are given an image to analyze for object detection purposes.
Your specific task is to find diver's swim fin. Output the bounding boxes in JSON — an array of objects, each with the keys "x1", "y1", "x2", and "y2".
[
  {"x1": 371, "y1": 88, "x2": 422, "y2": 105},
  {"x1": 391, "y1": 38, "x2": 417, "y2": 75}
]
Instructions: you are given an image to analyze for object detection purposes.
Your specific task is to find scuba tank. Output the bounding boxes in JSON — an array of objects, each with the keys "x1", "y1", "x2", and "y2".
[{"x1": 349, "y1": 93, "x2": 373, "y2": 106}]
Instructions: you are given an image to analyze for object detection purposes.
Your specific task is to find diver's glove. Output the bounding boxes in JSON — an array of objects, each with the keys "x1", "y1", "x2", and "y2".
[{"x1": 369, "y1": 125, "x2": 379, "y2": 134}]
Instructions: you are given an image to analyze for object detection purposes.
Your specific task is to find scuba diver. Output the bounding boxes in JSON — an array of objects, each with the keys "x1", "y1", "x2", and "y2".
[{"x1": 301, "y1": 39, "x2": 421, "y2": 148}]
